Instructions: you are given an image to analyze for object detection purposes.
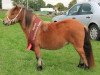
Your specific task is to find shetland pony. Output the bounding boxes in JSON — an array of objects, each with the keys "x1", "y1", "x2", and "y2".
[{"x1": 3, "y1": 5, "x2": 94, "y2": 70}]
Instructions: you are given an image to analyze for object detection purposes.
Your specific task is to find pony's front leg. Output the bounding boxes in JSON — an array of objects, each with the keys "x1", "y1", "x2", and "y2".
[{"x1": 34, "y1": 46, "x2": 43, "y2": 71}]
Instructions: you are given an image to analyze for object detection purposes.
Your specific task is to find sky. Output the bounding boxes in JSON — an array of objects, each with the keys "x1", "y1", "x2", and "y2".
[
  {"x1": 2, "y1": 0, "x2": 13, "y2": 9},
  {"x1": 43, "y1": 0, "x2": 72, "y2": 7}
]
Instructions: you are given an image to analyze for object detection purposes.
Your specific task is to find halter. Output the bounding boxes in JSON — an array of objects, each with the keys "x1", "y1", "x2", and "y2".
[{"x1": 7, "y1": 8, "x2": 23, "y2": 23}]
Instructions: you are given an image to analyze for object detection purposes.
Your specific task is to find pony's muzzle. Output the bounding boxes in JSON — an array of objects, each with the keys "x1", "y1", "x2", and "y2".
[{"x1": 3, "y1": 20, "x2": 11, "y2": 25}]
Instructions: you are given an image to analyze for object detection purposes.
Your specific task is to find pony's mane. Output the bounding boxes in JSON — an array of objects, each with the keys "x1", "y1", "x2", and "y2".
[{"x1": 24, "y1": 8, "x2": 33, "y2": 27}]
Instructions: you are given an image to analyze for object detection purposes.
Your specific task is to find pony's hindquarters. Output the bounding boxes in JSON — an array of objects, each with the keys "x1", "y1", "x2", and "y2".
[
  {"x1": 84, "y1": 28, "x2": 95, "y2": 68},
  {"x1": 67, "y1": 19, "x2": 95, "y2": 69}
]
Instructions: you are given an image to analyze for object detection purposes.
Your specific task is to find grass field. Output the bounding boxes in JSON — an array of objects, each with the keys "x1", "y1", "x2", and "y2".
[{"x1": 0, "y1": 10, "x2": 100, "y2": 75}]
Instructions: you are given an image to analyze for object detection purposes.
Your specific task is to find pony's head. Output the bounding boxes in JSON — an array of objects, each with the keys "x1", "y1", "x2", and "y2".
[{"x1": 3, "y1": 5, "x2": 23, "y2": 25}]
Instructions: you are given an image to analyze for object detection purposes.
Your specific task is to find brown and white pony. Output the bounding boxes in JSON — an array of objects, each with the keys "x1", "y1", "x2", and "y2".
[{"x1": 3, "y1": 5, "x2": 95, "y2": 70}]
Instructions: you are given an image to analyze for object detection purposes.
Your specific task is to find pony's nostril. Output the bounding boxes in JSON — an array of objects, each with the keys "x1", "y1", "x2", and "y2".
[
  {"x1": 3, "y1": 20, "x2": 5, "y2": 24},
  {"x1": 3, "y1": 20, "x2": 7, "y2": 25}
]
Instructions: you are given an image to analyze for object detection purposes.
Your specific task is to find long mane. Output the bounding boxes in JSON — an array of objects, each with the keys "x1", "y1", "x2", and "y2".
[{"x1": 24, "y1": 8, "x2": 33, "y2": 27}]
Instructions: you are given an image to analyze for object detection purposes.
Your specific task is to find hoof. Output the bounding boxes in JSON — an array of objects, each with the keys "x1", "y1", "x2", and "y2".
[
  {"x1": 84, "y1": 65, "x2": 89, "y2": 70},
  {"x1": 37, "y1": 58, "x2": 43, "y2": 71},
  {"x1": 77, "y1": 63, "x2": 85, "y2": 68},
  {"x1": 37, "y1": 65, "x2": 43, "y2": 71},
  {"x1": 78, "y1": 63, "x2": 89, "y2": 70}
]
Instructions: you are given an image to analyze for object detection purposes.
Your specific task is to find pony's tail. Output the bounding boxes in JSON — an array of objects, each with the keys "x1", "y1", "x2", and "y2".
[{"x1": 84, "y1": 28, "x2": 95, "y2": 68}]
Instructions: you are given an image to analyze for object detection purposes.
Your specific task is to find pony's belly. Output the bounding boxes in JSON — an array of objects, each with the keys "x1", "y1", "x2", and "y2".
[
  {"x1": 41, "y1": 41, "x2": 69, "y2": 50},
  {"x1": 40, "y1": 31, "x2": 69, "y2": 50}
]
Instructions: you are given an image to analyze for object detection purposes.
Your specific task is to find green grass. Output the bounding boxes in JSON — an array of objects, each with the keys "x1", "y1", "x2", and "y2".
[
  {"x1": 0, "y1": 11, "x2": 100, "y2": 75},
  {"x1": 39, "y1": 15, "x2": 52, "y2": 22}
]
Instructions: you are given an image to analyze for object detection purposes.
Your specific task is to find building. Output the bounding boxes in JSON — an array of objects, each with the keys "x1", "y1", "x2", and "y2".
[
  {"x1": 40, "y1": 8, "x2": 54, "y2": 12},
  {"x1": 2, "y1": 0, "x2": 13, "y2": 9}
]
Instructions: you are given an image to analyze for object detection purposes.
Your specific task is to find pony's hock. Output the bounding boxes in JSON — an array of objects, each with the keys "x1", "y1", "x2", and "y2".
[{"x1": 3, "y1": 5, "x2": 95, "y2": 70}]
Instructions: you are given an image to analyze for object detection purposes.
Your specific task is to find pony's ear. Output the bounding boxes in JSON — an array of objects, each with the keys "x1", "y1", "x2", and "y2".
[
  {"x1": 12, "y1": 5, "x2": 19, "y2": 11},
  {"x1": 14, "y1": 2, "x2": 17, "y2": 7},
  {"x1": 15, "y1": 5, "x2": 18, "y2": 8}
]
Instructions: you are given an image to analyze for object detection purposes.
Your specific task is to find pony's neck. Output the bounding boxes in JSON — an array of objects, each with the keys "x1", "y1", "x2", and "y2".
[
  {"x1": 19, "y1": 11, "x2": 34, "y2": 38},
  {"x1": 19, "y1": 11, "x2": 43, "y2": 39},
  {"x1": 19, "y1": 19, "x2": 29, "y2": 39}
]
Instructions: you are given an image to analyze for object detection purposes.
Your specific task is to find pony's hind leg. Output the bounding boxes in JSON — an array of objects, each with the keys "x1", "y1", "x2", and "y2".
[
  {"x1": 77, "y1": 28, "x2": 95, "y2": 69},
  {"x1": 33, "y1": 46, "x2": 43, "y2": 71},
  {"x1": 75, "y1": 47, "x2": 89, "y2": 69},
  {"x1": 78, "y1": 57, "x2": 85, "y2": 68}
]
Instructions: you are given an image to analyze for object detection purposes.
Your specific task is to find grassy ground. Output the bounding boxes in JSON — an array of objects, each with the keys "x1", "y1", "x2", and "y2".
[{"x1": 0, "y1": 11, "x2": 100, "y2": 75}]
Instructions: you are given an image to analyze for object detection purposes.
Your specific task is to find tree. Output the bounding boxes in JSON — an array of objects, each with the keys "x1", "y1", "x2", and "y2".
[
  {"x1": 12, "y1": 0, "x2": 27, "y2": 6},
  {"x1": 68, "y1": 0, "x2": 77, "y2": 9},
  {"x1": 36, "y1": 0, "x2": 45, "y2": 10},
  {"x1": 12, "y1": 0, "x2": 46, "y2": 11},
  {"x1": 0, "y1": 0, "x2": 1, "y2": 9},
  {"x1": 30, "y1": 0, "x2": 45, "y2": 11},
  {"x1": 54, "y1": 3, "x2": 65, "y2": 11},
  {"x1": 46, "y1": 4, "x2": 54, "y2": 8}
]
